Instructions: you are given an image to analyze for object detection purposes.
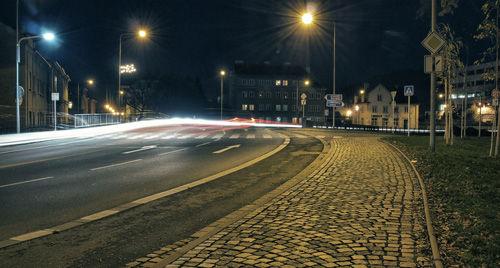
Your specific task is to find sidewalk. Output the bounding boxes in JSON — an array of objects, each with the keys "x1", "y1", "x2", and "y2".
[{"x1": 128, "y1": 136, "x2": 432, "y2": 267}]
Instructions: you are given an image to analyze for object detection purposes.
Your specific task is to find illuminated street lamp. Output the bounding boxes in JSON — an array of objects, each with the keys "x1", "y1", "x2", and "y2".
[
  {"x1": 16, "y1": 31, "x2": 57, "y2": 133},
  {"x1": 118, "y1": 28, "x2": 149, "y2": 111},
  {"x1": 220, "y1": 70, "x2": 226, "y2": 120},
  {"x1": 300, "y1": 12, "x2": 337, "y2": 128},
  {"x1": 76, "y1": 79, "x2": 95, "y2": 114}
]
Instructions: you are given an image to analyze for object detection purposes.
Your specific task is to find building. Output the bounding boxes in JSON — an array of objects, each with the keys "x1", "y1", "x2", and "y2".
[
  {"x1": 451, "y1": 61, "x2": 499, "y2": 98},
  {"x1": 0, "y1": 32, "x2": 71, "y2": 131},
  {"x1": 228, "y1": 61, "x2": 327, "y2": 124},
  {"x1": 341, "y1": 84, "x2": 419, "y2": 129}
]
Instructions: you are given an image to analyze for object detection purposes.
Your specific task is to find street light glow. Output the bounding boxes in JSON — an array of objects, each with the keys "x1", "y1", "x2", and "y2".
[
  {"x1": 42, "y1": 32, "x2": 55, "y2": 41},
  {"x1": 360, "y1": 89, "x2": 365, "y2": 95},
  {"x1": 304, "y1": 80, "x2": 310, "y2": 86},
  {"x1": 220, "y1": 70, "x2": 226, "y2": 76},
  {"x1": 138, "y1": 29, "x2": 147, "y2": 38},
  {"x1": 302, "y1": 13, "x2": 313, "y2": 25},
  {"x1": 355, "y1": 105, "x2": 360, "y2": 111},
  {"x1": 121, "y1": 64, "x2": 137, "y2": 74},
  {"x1": 87, "y1": 79, "x2": 94, "y2": 85}
]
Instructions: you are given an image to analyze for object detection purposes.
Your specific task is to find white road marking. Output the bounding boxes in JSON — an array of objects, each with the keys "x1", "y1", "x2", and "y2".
[
  {"x1": 213, "y1": 144, "x2": 241, "y2": 154},
  {"x1": 195, "y1": 134, "x2": 208, "y2": 139},
  {"x1": 263, "y1": 134, "x2": 272, "y2": 139},
  {"x1": 246, "y1": 134, "x2": 255, "y2": 139},
  {"x1": 229, "y1": 134, "x2": 240, "y2": 139},
  {"x1": 90, "y1": 159, "x2": 143, "y2": 171},
  {"x1": 158, "y1": 148, "x2": 189, "y2": 156},
  {"x1": 122, "y1": 145, "x2": 158, "y2": 155},
  {"x1": 177, "y1": 134, "x2": 193, "y2": 139},
  {"x1": 0, "y1": 176, "x2": 54, "y2": 189},
  {"x1": 195, "y1": 142, "x2": 212, "y2": 147}
]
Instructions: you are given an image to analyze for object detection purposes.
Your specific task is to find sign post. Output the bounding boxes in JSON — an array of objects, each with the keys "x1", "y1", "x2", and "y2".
[
  {"x1": 52, "y1": 92, "x2": 59, "y2": 131},
  {"x1": 301, "y1": 93, "x2": 307, "y2": 126},
  {"x1": 404, "y1": 85, "x2": 415, "y2": 136}
]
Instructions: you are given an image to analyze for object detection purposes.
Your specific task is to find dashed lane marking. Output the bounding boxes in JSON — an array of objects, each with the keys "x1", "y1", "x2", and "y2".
[{"x1": 0, "y1": 176, "x2": 55, "y2": 189}]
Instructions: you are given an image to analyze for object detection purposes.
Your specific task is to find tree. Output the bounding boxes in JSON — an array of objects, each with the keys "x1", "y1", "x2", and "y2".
[
  {"x1": 475, "y1": 0, "x2": 499, "y2": 157},
  {"x1": 437, "y1": 23, "x2": 464, "y2": 145}
]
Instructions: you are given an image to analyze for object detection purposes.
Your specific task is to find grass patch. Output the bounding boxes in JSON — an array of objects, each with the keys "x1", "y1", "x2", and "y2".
[{"x1": 384, "y1": 136, "x2": 500, "y2": 267}]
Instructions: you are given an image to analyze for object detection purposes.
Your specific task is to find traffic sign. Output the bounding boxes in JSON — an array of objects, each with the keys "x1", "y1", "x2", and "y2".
[
  {"x1": 422, "y1": 31, "x2": 446, "y2": 54},
  {"x1": 51, "y1": 92, "x2": 59, "y2": 101},
  {"x1": 301, "y1": 93, "x2": 307, "y2": 100},
  {"x1": 332, "y1": 94, "x2": 342, "y2": 102},
  {"x1": 424, "y1": 55, "x2": 443, "y2": 73},
  {"x1": 301, "y1": 99, "x2": 307, "y2": 106},
  {"x1": 404, "y1": 85, "x2": 414, "y2": 97},
  {"x1": 324, "y1": 94, "x2": 332, "y2": 101},
  {"x1": 326, "y1": 100, "x2": 334, "y2": 107}
]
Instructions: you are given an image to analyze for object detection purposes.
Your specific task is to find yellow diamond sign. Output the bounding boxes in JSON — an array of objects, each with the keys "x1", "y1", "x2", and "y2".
[{"x1": 422, "y1": 31, "x2": 445, "y2": 54}]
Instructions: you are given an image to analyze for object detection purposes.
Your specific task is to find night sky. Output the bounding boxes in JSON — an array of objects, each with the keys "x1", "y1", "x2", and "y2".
[{"x1": 0, "y1": 0, "x2": 485, "y2": 101}]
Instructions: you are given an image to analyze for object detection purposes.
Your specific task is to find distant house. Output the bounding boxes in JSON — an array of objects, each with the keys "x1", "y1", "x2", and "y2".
[
  {"x1": 341, "y1": 84, "x2": 419, "y2": 129},
  {"x1": 228, "y1": 61, "x2": 326, "y2": 124}
]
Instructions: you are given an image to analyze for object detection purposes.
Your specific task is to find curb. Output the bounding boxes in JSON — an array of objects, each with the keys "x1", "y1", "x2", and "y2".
[
  {"x1": 383, "y1": 140, "x2": 444, "y2": 268},
  {"x1": 149, "y1": 133, "x2": 331, "y2": 267},
  {"x1": 0, "y1": 134, "x2": 291, "y2": 250}
]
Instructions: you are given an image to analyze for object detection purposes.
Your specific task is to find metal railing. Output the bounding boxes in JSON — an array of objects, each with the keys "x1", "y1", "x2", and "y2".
[{"x1": 73, "y1": 113, "x2": 122, "y2": 128}]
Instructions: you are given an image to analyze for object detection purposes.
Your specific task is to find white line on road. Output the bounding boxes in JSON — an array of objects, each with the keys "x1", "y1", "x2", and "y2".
[
  {"x1": 90, "y1": 159, "x2": 143, "y2": 171},
  {"x1": 122, "y1": 145, "x2": 158, "y2": 155},
  {"x1": 0, "y1": 176, "x2": 54, "y2": 189},
  {"x1": 212, "y1": 133, "x2": 224, "y2": 140},
  {"x1": 177, "y1": 134, "x2": 193, "y2": 139},
  {"x1": 195, "y1": 142, "x2": 212, "y2": 147},
  {"x1": 195, "y1": 134, "x2": 208, "y2": 139},
  {"x1": 158, "y1": 148, "x2": 189, "y2": 156},
  {"x1": 161, "y1": 135, "x2": 177, "y2": 140},
  {"x1": 213, "y1": 144, "x2": 241, "y2": 154}
]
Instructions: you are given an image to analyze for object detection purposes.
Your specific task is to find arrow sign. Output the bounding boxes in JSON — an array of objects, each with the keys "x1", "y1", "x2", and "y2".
[
  {"x1": 213, "y1": 144, "x2": 241, "y2": 154},
  {"x1": 123, "y1": 145, "x2": 158, "y2": 155}
]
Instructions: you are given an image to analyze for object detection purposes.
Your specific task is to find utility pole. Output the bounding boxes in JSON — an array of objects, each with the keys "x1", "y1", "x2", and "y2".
[
  {"x1": 332, "y1": 21, "x2": 336, "y2": 129},
  {"x1": 429, "y1": 0, "x2": 437, "y2": 152}
]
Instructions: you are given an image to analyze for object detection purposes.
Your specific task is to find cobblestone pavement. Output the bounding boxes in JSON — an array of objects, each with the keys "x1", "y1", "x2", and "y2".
[{"x1": 128, "y1": 136, "x2": 431, "y2": 267}]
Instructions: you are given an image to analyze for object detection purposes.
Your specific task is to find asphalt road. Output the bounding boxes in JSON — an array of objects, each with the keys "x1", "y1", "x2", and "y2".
[{"x1": 0, "y1": 125, "x2": 324, "y2": 267}]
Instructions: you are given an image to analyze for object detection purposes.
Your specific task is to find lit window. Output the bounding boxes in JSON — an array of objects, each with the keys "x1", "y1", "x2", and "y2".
[
  {"x1": 283, "y1": 80, "x2": 288, "y2": 86},
  {"x1": 276, "y1": 105, "x2": 281, "y2": 111},
  {"x1": 377, "y1": 94, "x2": 383, "y2": 101},
  {"x1": 283, "y1": 105, "x2": 288, "y2": 111},
  {"x1": 275, "y1": 80, "x2": 281, "y2": 86},
  {"x1": 249, "y1": 104, "x2": 255, "y2": 111},
  {"x1": 242, "y1": 104, "x2": 248, "y2": 111}
]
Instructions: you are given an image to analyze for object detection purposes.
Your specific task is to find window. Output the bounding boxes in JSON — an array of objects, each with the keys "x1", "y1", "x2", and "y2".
[
  {"x1": 258, "y1": 104, "x2": 265, "y2": 111},
  {"x1": 394, "y1": 118, "x2": 399, "y2": 127},
  {"x1": 266, "y1": 104, "x2": 272, "y2": 111},
  {"x1": 283, "y1": 105, "x2": 288, "y2": 111},
  {"x1": 276, "y1": 105, "x2": 281, "y2": 111},
  {"x1": 258, "y1": 91, "x2": 263, "y2": 98},
  {"x1": 383, "y1": 106, "x2": 388, "y2": 113},
  {"x1": 395, "y1": 107, "x2": 399, "y2": 113},
  {"x1": 283, "y1": 80, "x2": 288, "y2": 86},
  {"x1": 275, "y1": 80, "x2": 281, "y2": 86},
  {"x1": 382, "y1": 118, "x2": 388, "y2": 127},
  {"x1": 242, "y1": 104, "x2": 248, "y2": 111},
  {"x1": 249, "y1": 104, "x2": 255, "y2": 111},
  {"x1": 371, "y1": 116, "x2": 378, "y2": 126},
  {"x1": 372, "y1": 105, "x2": 378, "y2": 113},
  {"x1": 242, "y1": 91, "x2": 248, "y2": 98},
  {"x1": 249, "y1": 91, "x2": 255, "y2": 98},
  {"x1": 283, "y1": 92, "x2": 288, "y2": 99},
  {"x1": 377, "y1": 94, "x2": 383, "y2": 101},
  {"x1": 404, "y1": 106, "x2": 408, "y2": 113}
]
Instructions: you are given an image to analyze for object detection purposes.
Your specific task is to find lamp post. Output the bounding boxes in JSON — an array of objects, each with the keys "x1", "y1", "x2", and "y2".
[
  {"x1": 301, "y1": 12, "x2": 336, "y2": 129},
  {"x1": 296, "y1": 79, "x2": 310, "y2": 123},
  {"x1": 16, "y1": 32, "x2": 56, "y2": 133},
  {"x1": 391, "y1": 90, "x2": 397, "y2": 133},
  {"x1": 118, "y1": 29, "x2": 147, "y2": 112},
  {"x1": 220, "y1": 70, "x2": 226, "y2": 120}
]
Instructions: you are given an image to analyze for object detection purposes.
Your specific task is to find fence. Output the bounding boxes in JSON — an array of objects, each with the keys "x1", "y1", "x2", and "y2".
[{"x1": 73, "y1": 113, "x2": 122, "y2": 128}]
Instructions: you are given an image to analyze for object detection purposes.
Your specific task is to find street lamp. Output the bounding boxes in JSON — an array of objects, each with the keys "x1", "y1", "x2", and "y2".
[
  {"x1": 296, "y1": 79, "x2": 310, "y2": 122},
  {"x1": 16, "y1": 31, "x2": 56, "y2": 133},
  {"x1": 300, "y1": 12, "x2": 336, "y2": 128},
  {"x1": 118, "y1": 29, "x2": 149, "y2": 112},
  {"x1": 219, "y1": 70, "x2": 226, "y2": 120},
  {"x1": 76, "y1": 79, "x2": 95, "y2": 114}
]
